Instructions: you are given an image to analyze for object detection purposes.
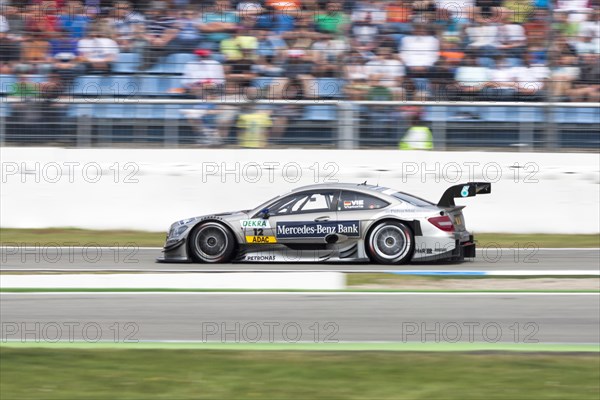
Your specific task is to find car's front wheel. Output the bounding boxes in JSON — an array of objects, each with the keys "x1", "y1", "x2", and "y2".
[
  {"x1": 189, "y1": 222, "x2": 236, "y2": 263},
  {"x1": 367, "y1": 221, "x2": 414, "y2": 264}
]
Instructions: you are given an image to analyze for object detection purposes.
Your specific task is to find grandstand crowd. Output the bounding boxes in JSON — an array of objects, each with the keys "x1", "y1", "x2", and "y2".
[{"x1": 1, "y1": 0, "x2": 599, "y2": 102}]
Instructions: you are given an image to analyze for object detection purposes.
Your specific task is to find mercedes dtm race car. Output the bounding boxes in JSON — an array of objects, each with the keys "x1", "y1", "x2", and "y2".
[{"x1": 158, "y1": 182, "x2": 491, "y2": 264}]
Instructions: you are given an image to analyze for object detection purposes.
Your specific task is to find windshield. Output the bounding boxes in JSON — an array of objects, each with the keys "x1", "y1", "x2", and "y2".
[
  {"x1": 391, "y1": 192, "x2": 435, "y2": 207},
  {"x1": 251, "y1": 194, "x2": 281, "y2": 216}
]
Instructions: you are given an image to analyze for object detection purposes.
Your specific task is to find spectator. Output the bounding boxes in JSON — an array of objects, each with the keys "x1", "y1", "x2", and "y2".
[
  {"x1": 352, "y1": 0, "x2": 387, "y2": 25},
  {"x1": 548, "y1": 54, "x2": 580, "y2": 101},
  {"x1": 434, "y1": 0, "x2": 475, "y2": 33},
  {"x1": 474, "y1": 0, "x2": 502, "y2": 22},
  {"x1": 570, "y1": 53, "x2": 600, "y2": 102},
  {"x1": 512, "y1": 54, "x2": 547, "y2": 100},
  {"x1": 0, "y1": 11, "x2": 20, "y2": 73},
  {"x1": 121, "y1": 21, "x2": 150, "y2": 67},
  {"x1": 365, "y1": 47, "x2": 406, "y2": 100},
  {"x1": 366, "y1": 78, "x2": 393, "y2": 100},
  {"x1": 142, "y1": 1, "x2": 178, "y2": 65},
  {"x1": 225, "y1": 47, "x2": 257, "y2": 93},
  {"x1": 2, "y1": 4, "x2": 26, "y2": 40},
  {"x1": 314, "y1": 2, "x2": 349, "y2": 34},
  {"x1": 312, "y1": 32, "x2": 348, "y2": 60},
  {"x1": 497, "y1": 12, "x2": 527, "y2": 62},
  {"x1": 236, "y1": 101, "x2": 272, "y2": 148},
  {"x1": 9, "y1": 65, "x2": 39, "y2": 100},
  {"x1": 256, "y1": 29, "x2": 287, "y2": 62},
  {"x1": 182, "y1": 49, "x2": 225, "y2": 96},
  {"x1": 49, "y1": 28, "x2": 78, "y2": 59},
  {"x1": 59, "y1": 0, "x2": 90, "y2": 39},
  {"x1": 351, "y1": 1, "x2": 382, "y2": 49},
  {"x1": 26, "y1": 2, "x2": 60, "y2": 34},
  {"x1": 20, "y1": 31, "x2": 52, "y2": 73},
  {"x1": 452, "y1": 53, "x2": 490, "y2": 100},
  {"x1": 432, "y1": 39, "x2": 463, "y2": 99},
  {"x1": 237, "y1": 0, "x2": 263, "y2": 18},
  {"x1": 574, "y1": 33, "x2": 599, "y2": 55},
  {"x1": 437, "y1": 37, "x2": 465, "y2": 67},
  {"x1": 343, "y1": 50, "x2": 369, "y2": 99},
  {"x1": 9, "y1": 65, "x2": 42, "y2": 138},
  {"x1": 465, "y1": 21, "x2": 499, "y2": 60},
  {"x1": 220, "y1": 26, "x2": 258, "y2": 61},
  {"x1": 400, "y1": 24, "x2": 439, "y2": 99},
  {"x1": 278, "y1": 48, "x2": 314, "y2": 99},
  {"x1": 555, "y1": 0, "x2": 592, "y2": 23},
  {"x1": 167, "y1": 8, "x2": 203, "y2": 53},
  {"x1": 77, "y1": 24, "x2": 119, "y2": 74},
  {"x1": 52, "y1": 51, "x2": 81, "y2": 88},
  {"x1": 110, "y1": 1, "x2": 145, "y2": 44},
  {"x1": 523, "y1": 9, "x2": 550, "y2": 53},
  {"x1": 252, "y1": 56, "x2": 284, "y2": 79},
  {"x1": 483, "y1": 55, "x2": 517, "y2": 100},
  {"x1": 264, "y1": 0, "x2": 302, "y2": 12},
  {"x1": 578, "y1": 9, "x2": 599, "y2": 48},
  {"x1": 503, "y1": 0, "x2": 535, "y2": 24},
  {"x1": 39, "y1": 72, "x2": 70, "y2": 141},
  {"x1": 181, "y1": 88, "x2": 222, "y2": 145},
  {"x1": 399, "y1": 109, "x2": 433, "y2": 150},
  {"x1": 200, "y1": 0, "x2": 239, "y2": 50},
  {"x1": 385, "y1": 0, "x2": 413, "y2": 34}
]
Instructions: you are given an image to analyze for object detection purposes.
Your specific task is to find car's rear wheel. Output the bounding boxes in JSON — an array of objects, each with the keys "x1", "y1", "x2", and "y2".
[
  {"x1": 189, "y1": 222, "x2": 235, "y2": 263},
  {"x1": 366, "y1": 221, "x2": 414, "y2": 265}
]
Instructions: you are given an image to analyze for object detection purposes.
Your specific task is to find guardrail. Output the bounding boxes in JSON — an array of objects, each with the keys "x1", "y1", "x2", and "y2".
[{"x1": 1, "y1": 98, "x2": 598, "y2": 150}]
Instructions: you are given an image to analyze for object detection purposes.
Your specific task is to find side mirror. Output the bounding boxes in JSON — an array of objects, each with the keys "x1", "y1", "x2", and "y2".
[{"x1": 260, "y1": 208, "x2": 270, "y2": 219}]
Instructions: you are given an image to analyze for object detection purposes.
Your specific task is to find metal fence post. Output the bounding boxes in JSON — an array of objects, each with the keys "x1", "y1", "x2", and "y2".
[
  {"x1": 337, "y1": 102, "x2": 356, "y2": 149},
  {"x1": 77, "y1": 111, "x2": 92, "y2": 148},
  {"x1": 164, "y1": 119, "x2": 179, "y2": 147},
  {"x1": 0, "y1": 102, "x2": 6, "y2": 147},
  {"x1": 431, "y1": 106, "x2": 446, "y2": 150},
  {"x1": 519, "y1": 107, "x2": 534, "y2": 151}
]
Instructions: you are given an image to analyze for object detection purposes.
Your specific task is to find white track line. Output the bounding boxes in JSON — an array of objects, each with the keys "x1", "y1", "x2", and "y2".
[
  {"x1": 1, "y1": 292, "x2": 598, "y2": 296},
  {"x1": 1, "y1": 269, "x2": 599, "y2": 275}
]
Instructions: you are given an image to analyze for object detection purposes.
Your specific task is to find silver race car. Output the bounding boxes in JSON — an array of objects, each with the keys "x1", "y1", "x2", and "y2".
[{"x1": 158, "y1": 182, "x2": 491, "y2": 264}]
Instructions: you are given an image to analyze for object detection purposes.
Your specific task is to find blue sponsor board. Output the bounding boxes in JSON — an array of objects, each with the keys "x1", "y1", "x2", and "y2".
[{"x1": 276, "y1": 220, "x2": 360, "y2": 238}]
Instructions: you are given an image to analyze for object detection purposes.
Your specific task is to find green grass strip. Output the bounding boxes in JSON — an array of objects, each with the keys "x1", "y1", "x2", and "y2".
[{"x1": 2, "y1": 347, "x2": 599, "y2": 399}]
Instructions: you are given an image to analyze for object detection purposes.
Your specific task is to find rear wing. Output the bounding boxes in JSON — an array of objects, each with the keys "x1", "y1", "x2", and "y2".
[{"x1": 437, "y1": 182, "x2": 492, "y2": 207}]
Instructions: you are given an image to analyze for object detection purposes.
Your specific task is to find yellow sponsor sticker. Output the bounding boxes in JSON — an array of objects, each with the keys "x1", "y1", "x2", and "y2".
[{"x1": 245, "y1": 236, "x2": 278, "y2": 244}]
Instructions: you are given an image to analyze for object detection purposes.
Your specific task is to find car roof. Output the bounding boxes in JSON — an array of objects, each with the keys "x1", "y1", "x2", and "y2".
[
  {"x1": 291, "y1": 183, "x2": 438, "y2": 208},
  {"x1": 291, "y1": 182, "x2": 394, "y2": 195}
]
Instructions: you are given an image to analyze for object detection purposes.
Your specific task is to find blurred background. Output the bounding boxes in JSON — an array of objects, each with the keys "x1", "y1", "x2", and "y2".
[{"x1": 0, "y1": 0, "x2": 598, "y2": 149}]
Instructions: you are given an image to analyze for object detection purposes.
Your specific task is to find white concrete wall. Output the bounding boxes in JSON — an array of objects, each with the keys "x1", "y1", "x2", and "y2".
[{"x1": 1, "y1": 147, "x2": 598, "y2": 233}]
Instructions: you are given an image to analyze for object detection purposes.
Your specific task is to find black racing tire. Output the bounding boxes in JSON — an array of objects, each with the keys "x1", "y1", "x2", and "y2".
[
  {"x1": 366, "y1": 221, "x2": 414, "y2": 265},
  {"x1": 188, "y1": 222, "x2": 236, "y2": 263}
]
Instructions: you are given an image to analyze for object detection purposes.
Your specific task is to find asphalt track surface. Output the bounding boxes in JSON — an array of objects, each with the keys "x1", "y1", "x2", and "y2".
[
  {"x1": 1, "y1": 247, "x2": 599, "y2": 272},
  {"x1": 1, "y1": 292, "x2": 598, "y2": 343}
]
